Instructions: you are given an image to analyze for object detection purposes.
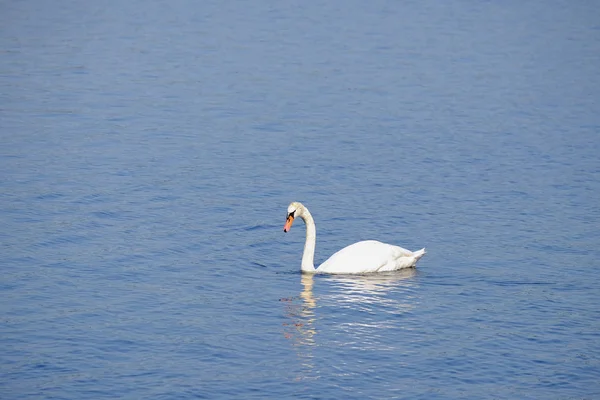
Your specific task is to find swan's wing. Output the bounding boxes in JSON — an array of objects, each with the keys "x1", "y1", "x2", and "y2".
[{"x1": 317, "y1": 240, "x2": 416, "y2": 274}]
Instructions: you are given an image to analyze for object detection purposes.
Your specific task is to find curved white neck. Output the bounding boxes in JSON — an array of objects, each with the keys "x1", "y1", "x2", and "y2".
[{"x1": 300, "y1": 208, "x2": 317, "y2": 273}]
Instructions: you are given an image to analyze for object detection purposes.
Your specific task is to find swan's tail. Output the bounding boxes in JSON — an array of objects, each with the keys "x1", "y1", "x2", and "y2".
[{"x1": 413, "y1": 248, "x2": 426, "y2": 261}]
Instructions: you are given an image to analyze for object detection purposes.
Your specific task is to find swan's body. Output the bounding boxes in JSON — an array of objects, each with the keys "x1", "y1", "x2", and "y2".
[{"x1": 283, "y1": 202, "x2": 425, "y2": 274}]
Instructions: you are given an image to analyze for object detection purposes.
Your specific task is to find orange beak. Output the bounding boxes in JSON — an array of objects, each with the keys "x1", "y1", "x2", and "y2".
[{"x1": 283, "y1": 215, "x2": 294, "y2": 232}]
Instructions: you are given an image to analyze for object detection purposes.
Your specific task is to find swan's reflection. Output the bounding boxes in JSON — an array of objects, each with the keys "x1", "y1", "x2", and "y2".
[
  {"x1": 283, "y1": 269, "x2": 419, "y2": 379},
  {"x1": 323, "y1": 268, "x2": 419, "y2": 313},
  {"x1": 324, "y1": 268, "x2": 417, "y2": 294},
  {"x1": 281, "y1": 274, "x2": 318, "y2": 380},
  {"x1": 283, "y1": 274, "x2": 317, "y2": 346}
]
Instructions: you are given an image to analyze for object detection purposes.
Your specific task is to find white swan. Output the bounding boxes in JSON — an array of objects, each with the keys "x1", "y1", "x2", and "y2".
[{"x1": 283, "y1": 202, "x2": 426, "y2": 274}]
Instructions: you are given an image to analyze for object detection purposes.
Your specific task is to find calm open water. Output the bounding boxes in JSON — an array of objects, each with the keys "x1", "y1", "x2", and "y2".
[{"x1": 2, "y1": 1, "x2": 599, "y2": 399}]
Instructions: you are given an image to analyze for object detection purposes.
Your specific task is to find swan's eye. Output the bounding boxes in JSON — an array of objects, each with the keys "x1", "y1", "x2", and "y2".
[{"x1": 287, "y1": 210, "x2": 295, "y2": 219}]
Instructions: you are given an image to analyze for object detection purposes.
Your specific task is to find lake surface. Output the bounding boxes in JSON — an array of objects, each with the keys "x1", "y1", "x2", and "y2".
[{"x1": 2, "y1": 1, "x2": 599, "y2": 398}]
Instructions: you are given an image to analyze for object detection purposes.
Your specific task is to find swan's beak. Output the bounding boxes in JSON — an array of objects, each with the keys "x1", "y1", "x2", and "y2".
[{"x1": 283, "y1": 215, "x2": 294, "y2": 232}]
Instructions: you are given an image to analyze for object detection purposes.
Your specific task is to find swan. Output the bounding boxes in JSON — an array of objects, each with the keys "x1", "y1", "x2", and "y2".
[{"x1": 283, "y1": 202, "x2": 426, "y2": 274}]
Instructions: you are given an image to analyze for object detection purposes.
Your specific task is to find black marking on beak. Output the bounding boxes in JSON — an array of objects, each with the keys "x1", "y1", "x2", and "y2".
[{"x1": 284, "y1": 210, "x2": 296, "y2": 232}]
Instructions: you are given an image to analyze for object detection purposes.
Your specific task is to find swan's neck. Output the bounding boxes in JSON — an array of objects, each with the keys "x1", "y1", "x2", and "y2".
[{"x1": 300, "y1": 209, "x2": 317, "y2": 273}]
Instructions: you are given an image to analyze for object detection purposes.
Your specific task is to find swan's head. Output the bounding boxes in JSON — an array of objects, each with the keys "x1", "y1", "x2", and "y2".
[{"x1": 283, "y1": 201, "x2": 303, "y2": 232}]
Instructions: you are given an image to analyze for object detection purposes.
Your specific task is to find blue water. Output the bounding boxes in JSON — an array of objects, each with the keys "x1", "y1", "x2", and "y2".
[{"x1": 2, "y1": 1, "x2": 599, "y2": 399}]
